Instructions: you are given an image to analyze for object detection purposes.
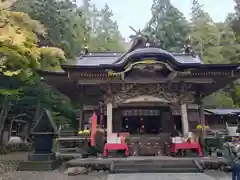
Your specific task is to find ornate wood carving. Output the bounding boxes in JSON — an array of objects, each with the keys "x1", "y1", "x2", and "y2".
[
  {"x1": 112, "y1": 84, "x2": 196, "y2": 105},
  {"x1": 178, "y1": 83, "x2": 196, "y2": 104},
  {"x1": 133, "y1": 63, "x2": 164, "y2": 72}
]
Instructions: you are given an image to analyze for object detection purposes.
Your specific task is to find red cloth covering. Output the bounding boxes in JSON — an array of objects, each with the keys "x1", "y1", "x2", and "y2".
[
  {"x1": 171, "y1": 142, "x2": 203, "y2": 156},
  {"x1": 103, "y1": 143, "x2": 129, "y2": 157}
]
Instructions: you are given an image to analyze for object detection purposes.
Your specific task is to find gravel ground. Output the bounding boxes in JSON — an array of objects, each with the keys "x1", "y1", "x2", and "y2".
[
  {"x1": 1, "y1": 170, "x2": 108, "y2": 180},
  {"x1": 0, "y1": 152, "x2": 108, "y2": 180},
  {"x1": 0, "y1": 162, "x2": 108, "y2": 180},
  {"x1": 0, "y1": 152, "x2": 28, "y2": 161}
]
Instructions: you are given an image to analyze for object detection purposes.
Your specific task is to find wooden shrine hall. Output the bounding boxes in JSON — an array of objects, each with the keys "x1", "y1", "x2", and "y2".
[{"x1": 38, "y1": 37, "x2": 240, "y2": 155}]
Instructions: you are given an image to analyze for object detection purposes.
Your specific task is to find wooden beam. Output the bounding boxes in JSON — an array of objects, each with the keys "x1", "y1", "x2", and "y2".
[
  {"x1": 77, "y1": 78, "x2": 214, "y2": 84},
  {"x1": 78, "y1": 80, "x2": 123, "y2": 84},
  {"x1": 83, "y1": 105, "x2": 97, "y2": 110},
  {"x1": 174, "y1": 78, "x2": 214, "y2": 83}
]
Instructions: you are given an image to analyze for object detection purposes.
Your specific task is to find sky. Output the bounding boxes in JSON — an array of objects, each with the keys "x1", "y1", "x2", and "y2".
[{"x1": 76, "y1": 0, "x2": 235, "y2": 38}]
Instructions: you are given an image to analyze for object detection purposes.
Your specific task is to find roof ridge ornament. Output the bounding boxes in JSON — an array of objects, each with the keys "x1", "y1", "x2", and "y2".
[
  {"x1": 129, "y1": 26, "x2": 151, "y2": 50},
  {"x1": 181, "y1": 37, "x2": 196, "y2": 57},
  {"x1": 78, "y1": 46, "x2": 89, "y2": 59},
  {"x1": 129, "y1": 26, "x2": 165, "y2": 50},
  {"x1": 83, "y1": 46, "x2": 89, "y2": 55}
]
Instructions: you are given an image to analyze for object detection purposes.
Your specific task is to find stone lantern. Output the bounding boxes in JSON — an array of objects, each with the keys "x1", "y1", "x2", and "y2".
[{"x1": 18, "y1": 109, "x2": 61, "y2": 171}]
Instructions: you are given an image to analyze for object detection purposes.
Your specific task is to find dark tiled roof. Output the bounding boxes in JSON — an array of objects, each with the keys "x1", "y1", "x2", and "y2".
[
  {"x1": 205, "y1": 109, "x2": 240, "y2": 115},
  {"x1": 73, "y1": 49, "x2": 203, "y2": 66},
  {"x1": 173, "y1": 54, "x2": 203, "y2": 64},
  {"x1": 75, "y1": 52, "x2": 121, "y2": 66},
  {"x1": 114, "y1": 48, "x2": 203, "y2": 65}
]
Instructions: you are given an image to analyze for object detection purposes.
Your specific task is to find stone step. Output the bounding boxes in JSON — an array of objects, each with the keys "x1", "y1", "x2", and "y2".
[
  {"x1": 110, "y1": 159, "x2": 203, "y2": 173},
  {"x1": 112, "y1": 159, "x2": 199, "y2": 167},
  {"x1": 110, "y1": 167, "x2": 202, "y2": 173},
  {"x1": 113, "y1": 159, "x2": 197, "y2": 166}
]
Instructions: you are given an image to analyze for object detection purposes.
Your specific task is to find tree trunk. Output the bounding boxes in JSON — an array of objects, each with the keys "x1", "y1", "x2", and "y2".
[
  {"x1": 0, "y1": 96, "x2": 10, "y2": 144},
  {"x1": 27, "y1": 100, "x2": 42, "y2": 136}
]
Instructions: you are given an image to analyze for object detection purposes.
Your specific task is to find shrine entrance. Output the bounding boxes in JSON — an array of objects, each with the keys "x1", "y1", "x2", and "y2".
[
  {"x1": 107, "y1": 86, "x2": 190, "y2": 138},
  {"x1": 121, "y1": 107, "x2": 162, "y2": 134},
  {"x1": 113, "y1": 94, "x2": 177, "y2": 135}
]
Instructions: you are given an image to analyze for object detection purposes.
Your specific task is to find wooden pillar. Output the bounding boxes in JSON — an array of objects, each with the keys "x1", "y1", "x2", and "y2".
[
  {"x1": 78, "y1": 85, "x2": 84, "y2": 131},
  {"x1": 199, "y1": 98, "x2": 206, "y2": 136},
  {"x1": 197, "y1": 89, "x2": 206, "y2": 155},
  {"x1": 79, "y1": 107, "x2": 83, "y2": 130},
  {"x1": 106, "y1": 101, "x2": 113, "y2": 135},
  {"x1": 99, "y1": 100, "x2": 104, "y2": 128},
  {"x1": 197, "y1": 90, "x2": 206, "y2": 135},
  {"x1": 180, "y1": 104, "x2": 189, "y2": 136}
]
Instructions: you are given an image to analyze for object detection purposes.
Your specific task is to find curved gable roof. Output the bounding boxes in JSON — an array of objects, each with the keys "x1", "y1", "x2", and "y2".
[
  {"x1": 63, "y1": 36, "x2": 203, "y2": 68},
  {"x1": 67, "y1": 48, "x2": 203, "y2": 68},
  {"x1": 60, "y1": 37, "x2": 240, "y2": 72},
  {"x1": 113, "y1": 48, "x2": 203, "y2": 66}
]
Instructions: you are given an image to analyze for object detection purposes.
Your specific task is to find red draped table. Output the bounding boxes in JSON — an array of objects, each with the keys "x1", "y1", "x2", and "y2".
[
  {"x1": 171, "y1": 142, "x2": 203, "y2": 157},
  {"x1": 103, "y1": 143, "x2": 129, "y2": 157}
]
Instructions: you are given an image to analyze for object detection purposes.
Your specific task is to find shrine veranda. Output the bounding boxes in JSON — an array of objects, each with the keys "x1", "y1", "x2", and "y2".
[{"x1": 39, "y1": 39, "x2": 240, "y2": 155}]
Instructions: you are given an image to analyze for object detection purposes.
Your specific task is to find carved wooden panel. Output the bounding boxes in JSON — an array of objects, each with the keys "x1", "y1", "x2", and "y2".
[
  {"x1": 121, "y1": 108, "x2": 160, "y2": 116},
  {"x1": 125, "y1": 68, "x2": 171, "y2": 79},
  {"x1": 113, "y1": 84, "x2": 195, "y2": 105}
]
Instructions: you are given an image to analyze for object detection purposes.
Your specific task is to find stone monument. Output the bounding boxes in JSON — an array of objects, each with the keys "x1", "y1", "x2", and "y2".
[{"x1": 18, "y1": 109, "x2": 61, "y2": 171}]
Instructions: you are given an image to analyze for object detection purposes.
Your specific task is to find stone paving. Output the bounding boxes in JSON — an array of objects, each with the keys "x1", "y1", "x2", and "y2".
[
  {"x1": 0, "y1": 171, "x2": 232, "y2": 180},
  {"x1": 107, "y1": 173, "x2": 231, "y2": 180},
  {"x1": 205, "y1": 170, "x2": 231, "y2": 180}
]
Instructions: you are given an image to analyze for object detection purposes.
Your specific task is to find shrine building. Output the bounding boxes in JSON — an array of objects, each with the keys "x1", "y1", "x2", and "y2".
[{"x1": 38, "y1": 37, "x2": 240, "y2": 144}]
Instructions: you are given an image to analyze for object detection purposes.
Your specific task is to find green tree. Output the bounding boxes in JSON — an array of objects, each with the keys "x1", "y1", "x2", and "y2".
[
  {"x1": 88, "y1": 4, "x2": 124, "y2": 52},
  {"x1": 203, "y1": 91, "x2": 235, "y2": 108},
  {"x1": 189, "y1": 0, "x2": 240, "y2": 107},
  {"x1": 215, "y1": 22, "x2": 240, "y2": 64},
  {"x1": 0, "y1": 10, "x2": 42, "y2": 77},
  {"x1": 234, "y1": 0, "x2": 240, "y2": 12},
  {"x1": 14, "y1": 0, "x2": 124, "y2": 54},
  {"x1": 189, "y1": 0, "x2": 240, "y2": 64},
  {"x1": 13, "y1": 0, "x2": 88, "y2": 58},
  {"x1": 145, "y1": 0, "x2": 189, "y2": 50},
  {"x1": 189, "y1": 0, "x2": 222, "y2": 63},
  {"x1": 0, "y1": 0, "x2": 72, "y2": 143}
]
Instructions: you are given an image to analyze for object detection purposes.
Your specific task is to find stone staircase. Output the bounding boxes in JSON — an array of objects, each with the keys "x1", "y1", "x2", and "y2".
[{"x1": 110, "y1": 159, "x2": 203, "y2": 173}]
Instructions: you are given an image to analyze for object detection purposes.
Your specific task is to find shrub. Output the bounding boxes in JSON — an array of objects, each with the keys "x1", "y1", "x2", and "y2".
[{"x1": 0, "y1": 143, "x2": 33, "y2": 154}]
